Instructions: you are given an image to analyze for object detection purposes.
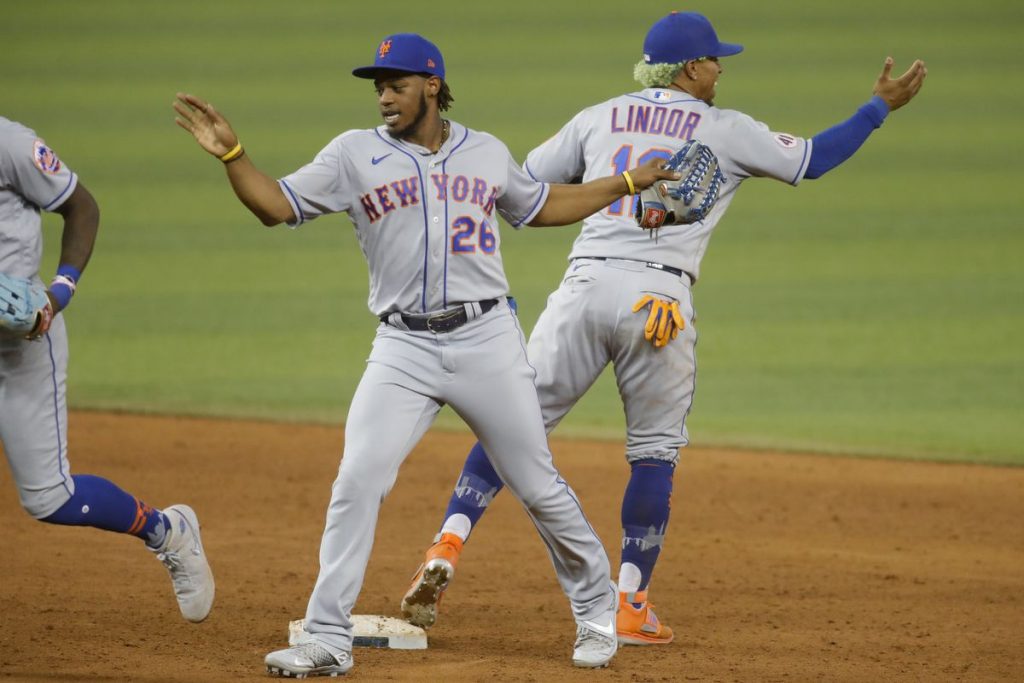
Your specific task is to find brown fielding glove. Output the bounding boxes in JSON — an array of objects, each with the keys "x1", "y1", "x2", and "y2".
[{"x1": 632, "y1": 294, "x2": 684, "y2": 348}]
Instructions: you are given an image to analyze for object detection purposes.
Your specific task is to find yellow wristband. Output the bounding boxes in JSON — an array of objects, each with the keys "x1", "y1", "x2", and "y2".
[
  {"x1": 219, "y1": 142, "x2": 244, "y2": 163},
  {"x1": 621, "y1": 170, "x2": 637, "y2": 196}
]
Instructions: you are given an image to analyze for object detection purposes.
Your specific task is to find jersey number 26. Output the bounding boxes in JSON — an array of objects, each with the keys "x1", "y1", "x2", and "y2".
[{"x1": 451, "y1": 216, "x2": 497, "y2": 254}]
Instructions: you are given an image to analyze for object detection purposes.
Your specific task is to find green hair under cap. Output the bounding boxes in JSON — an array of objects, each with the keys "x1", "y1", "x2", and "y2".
[{"x1": 634, "y1": 59, "x2": 685, "y2": 88}]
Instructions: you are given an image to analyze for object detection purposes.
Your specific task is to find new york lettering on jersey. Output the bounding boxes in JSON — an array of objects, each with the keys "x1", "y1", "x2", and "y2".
[
  {"x1": 358, "y1": 171, "x2": 499, "y2": 224},
  {"x1": 276, "y1": 120, "x2": 547, "y2": 316}
]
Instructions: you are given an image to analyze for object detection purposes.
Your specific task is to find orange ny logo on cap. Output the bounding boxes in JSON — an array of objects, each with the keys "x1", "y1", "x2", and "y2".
[
  {"x1": 427, "y1": 58, "x2": 436, "y2": 68},
  {"x1": 378, "y1": 40, "x2": 392, "y2": 58}
]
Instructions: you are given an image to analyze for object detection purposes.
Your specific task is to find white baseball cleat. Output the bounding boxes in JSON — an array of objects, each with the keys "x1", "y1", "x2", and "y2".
[
  {"x1": 572, "y1": 616, "x2": 618, "y2": 668},
  {"x1": 151, "y1": 504, "x2": 215, "y2": 623},
  {"x1": 265, "y1": 641, "x2": 354, "y2": 678}
]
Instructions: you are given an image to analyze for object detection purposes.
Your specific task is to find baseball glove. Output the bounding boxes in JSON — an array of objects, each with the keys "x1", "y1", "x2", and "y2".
[
  {"x1": 635, "y1": 139, "x2": 724, "y2": 230},
  {"x1": 0, "y1": 272, "x2": 53, "y2": 340},
  {"x1": 632, "y1": 294, "x2": 684, "y2": 348}
]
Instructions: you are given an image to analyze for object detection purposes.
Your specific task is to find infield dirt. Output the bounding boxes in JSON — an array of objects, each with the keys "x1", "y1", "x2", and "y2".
[{"x1": 1, "y1": 412, "x2": 1021, "y2": 682}]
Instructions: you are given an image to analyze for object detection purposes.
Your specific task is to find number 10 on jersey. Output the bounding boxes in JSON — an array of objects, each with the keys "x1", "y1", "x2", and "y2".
[{"x1": 607, "y1": 145, "x2": 673, "y2": 216}]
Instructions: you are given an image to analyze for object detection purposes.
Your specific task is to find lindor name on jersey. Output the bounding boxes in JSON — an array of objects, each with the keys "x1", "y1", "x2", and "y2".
[{"x1": 610, "y1": 104, "x2": 702, "y2": 141}]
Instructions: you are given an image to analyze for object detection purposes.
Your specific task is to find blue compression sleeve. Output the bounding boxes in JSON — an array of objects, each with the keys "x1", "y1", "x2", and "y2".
[{"x1": 805, "y1": 96, "x2": 889, "y2": 179}]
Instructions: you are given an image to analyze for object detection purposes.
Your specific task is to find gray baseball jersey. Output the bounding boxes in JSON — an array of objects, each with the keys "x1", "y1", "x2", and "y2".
[
  {"x1": 522, "y1": 88, "x2": 810, "y2": 460},
  {"x1": 526, "y1": 87, "x2": 811, "y2": 282},
  {"x1": 278, "y1": 121, "x2": 615, "y2": 652},
  {"x1": 0, "y1": 118, "x2": 78, "y2": 281},
  {"x1": 279, "y1": 121, "x2": 548, "y2": 316},
  {"x1": 0, "y1": 117, "x2": 77, "y2": 517}
]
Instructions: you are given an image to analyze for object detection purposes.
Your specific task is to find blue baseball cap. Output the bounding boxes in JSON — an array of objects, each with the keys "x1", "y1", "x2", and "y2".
[
  {"x1": 352, "y1": 33, "x2": 446, "y2": 80},
  {"x1": 643, "y1": 12, "x2": 743, "y2": 64}
]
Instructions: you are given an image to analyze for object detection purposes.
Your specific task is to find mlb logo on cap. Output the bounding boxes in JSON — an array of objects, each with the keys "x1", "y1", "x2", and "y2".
[{"x1": 353, "y1": 33, "x2": 446, "y2": 80}]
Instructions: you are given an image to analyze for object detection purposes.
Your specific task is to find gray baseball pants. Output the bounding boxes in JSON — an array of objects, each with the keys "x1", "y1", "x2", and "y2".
[{"x1": 302, "y1": 300, "x2": 614, "y2": 651}]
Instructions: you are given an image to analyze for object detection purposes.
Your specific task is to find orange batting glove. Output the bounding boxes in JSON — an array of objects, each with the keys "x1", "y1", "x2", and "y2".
[{"x1": 632, "y1": 294, "x2": 684, "y2": 348}]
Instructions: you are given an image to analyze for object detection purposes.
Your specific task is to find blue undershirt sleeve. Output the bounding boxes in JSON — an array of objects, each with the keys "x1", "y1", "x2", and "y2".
[{"x1": 805, "y1": 96, "x2": 890, "y2": 179}]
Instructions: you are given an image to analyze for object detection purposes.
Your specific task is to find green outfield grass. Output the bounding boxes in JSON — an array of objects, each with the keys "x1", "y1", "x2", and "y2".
[{"x1": 5, "y1": 0, "x2": 1022, "y2": 464}]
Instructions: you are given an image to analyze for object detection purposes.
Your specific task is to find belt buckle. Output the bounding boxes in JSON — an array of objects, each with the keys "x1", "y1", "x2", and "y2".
[{"x1": 426, "y1": 308, "x2": 462, "y2": 333}]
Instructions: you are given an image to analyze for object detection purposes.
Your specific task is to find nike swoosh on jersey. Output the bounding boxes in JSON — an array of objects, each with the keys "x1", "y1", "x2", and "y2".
[
  {"x1": 371, "y1": 153, "x2": 392, "y2": 165},
  {"x1": 581, "y1": 618, "x2": 615, "y2": 637}
]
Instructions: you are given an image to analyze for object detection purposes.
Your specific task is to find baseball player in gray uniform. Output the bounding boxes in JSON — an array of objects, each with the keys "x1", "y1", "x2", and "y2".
[
  {"x1": 0, "y1": 117, "x2": 214, "y2": 623},
  {"x1": 173, "y1": 32, "x2": 679, "y2": 677},
  {"x1": 401, "y1": 10, "x2": 927, "y2": 647}
]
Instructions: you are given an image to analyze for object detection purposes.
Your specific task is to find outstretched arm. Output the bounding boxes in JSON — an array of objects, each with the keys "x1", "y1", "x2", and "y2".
[
  {"x1": 805, "y1": 57, "x2": 927, "y2": 179},
  {"x1": 173, "y1": 93, "x2": 295, "y2": 226},
  {"x1": 529, "y1": 157, "x2": 680, "y2": 227}
]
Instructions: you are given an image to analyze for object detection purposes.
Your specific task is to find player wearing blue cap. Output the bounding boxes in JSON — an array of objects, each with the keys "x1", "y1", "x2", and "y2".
[
  {"x1": 174, "y1": 32, "x2": 680, "y2": 677},
  {"x1": 401, "y1": 10, "x2": 926, "y2": 647}
]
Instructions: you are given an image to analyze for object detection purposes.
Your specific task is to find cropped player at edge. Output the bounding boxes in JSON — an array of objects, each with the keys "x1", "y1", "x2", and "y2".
[
  {"x1": 401, "y1": 11, "x2": 927, "y2": 645},
  {"x1": 174, "y1": 33, "x2": 680, "y2": 677},
  {"x1": 0, "y1": 117, "x2": 215, "y2": 625}
]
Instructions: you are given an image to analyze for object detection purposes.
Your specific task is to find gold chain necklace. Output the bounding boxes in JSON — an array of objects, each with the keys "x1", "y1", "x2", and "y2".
[{"x1": 439, "y1": 119, "x2": 450, "y2": 148}]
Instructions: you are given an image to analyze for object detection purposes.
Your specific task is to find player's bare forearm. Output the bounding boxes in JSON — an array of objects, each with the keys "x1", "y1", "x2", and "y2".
[
  {"x1": 529, "y1": 159, "x2": 679, "y2": 227},
  {"x1": 54, "y1": 183, "x2": 99, "y2": 272},
  {"x1": 223, "y1": 157, "x2": 296, "y2": 226},
  {"x1": 531, "y1": 177, "x2": 634, "y2": 227}
]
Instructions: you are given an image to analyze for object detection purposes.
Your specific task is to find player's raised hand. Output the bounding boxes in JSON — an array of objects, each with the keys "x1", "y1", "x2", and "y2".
[
  {"x1": 872, "y1": 57, "x2": 927, "y2": 112},
  {"x1": 173, "y1": 93, "x2": 239, "y2": 158},
  {"x1": 626, "y1": 157, "x2": 683, "y2": 191}
]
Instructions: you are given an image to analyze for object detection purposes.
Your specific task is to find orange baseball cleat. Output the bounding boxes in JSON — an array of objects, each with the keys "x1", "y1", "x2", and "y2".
[
  {"x1": 616, "y1": 590, "x2": 674, "y2": 645},
  {"x1": 400, "y1": 533, "x2": 463, "y2": 628}
]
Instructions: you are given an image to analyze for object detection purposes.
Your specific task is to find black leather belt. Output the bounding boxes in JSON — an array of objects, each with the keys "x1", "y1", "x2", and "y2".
[
  {"x1": 381, "y1": 299, "x2": 500, "y2": 333},
  {"x1": 578, "y1": 257, "x2": 693, "y2": 284}
]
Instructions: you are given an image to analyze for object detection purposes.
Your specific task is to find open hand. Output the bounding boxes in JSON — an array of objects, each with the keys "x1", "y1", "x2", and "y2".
[
  {"x1": 872, "y1": 57, "x2": 927, "y2": 112},
  {"x1": 173, "y1": 93, "x2": 239, "y2": 158}
]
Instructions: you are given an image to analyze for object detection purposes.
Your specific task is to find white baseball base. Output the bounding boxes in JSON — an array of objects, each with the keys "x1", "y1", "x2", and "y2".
[{"x1": 288, "y1": 616, "x2": 428, "y2": 650}]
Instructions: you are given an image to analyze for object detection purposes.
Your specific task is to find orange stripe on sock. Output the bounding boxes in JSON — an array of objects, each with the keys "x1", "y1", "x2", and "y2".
[{"x1": 127, "y1": 499, "x2": 148, "y2": 535}]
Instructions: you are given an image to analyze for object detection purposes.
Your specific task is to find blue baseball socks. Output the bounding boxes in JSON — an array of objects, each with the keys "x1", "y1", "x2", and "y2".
[
  {"x1": 41, "y1": 474, "x2": 171, "y2": 548},
  {"x1": 619, "y1": 459, "x2": 674, "y2": 601},
  {"x1": 437, "y1": 442, "x2": 504, "y2": 541}
]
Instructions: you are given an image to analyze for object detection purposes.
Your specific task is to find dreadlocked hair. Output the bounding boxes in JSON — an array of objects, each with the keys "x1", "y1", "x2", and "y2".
[
  {"x1": 633, "y1": 59, "x2": 685, "y2": 88},
  {"x1": 437, "y1": 80, "x2": 454, "y2": 111}
]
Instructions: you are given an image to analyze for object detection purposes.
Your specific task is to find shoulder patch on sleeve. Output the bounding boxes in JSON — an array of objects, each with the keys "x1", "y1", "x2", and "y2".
[
  {"x1": 32, "y1": 139, "x2": 62, "y2": 174},
  {"x1": 773, "y1": 133, "x2": 799, "y2": 149}
]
